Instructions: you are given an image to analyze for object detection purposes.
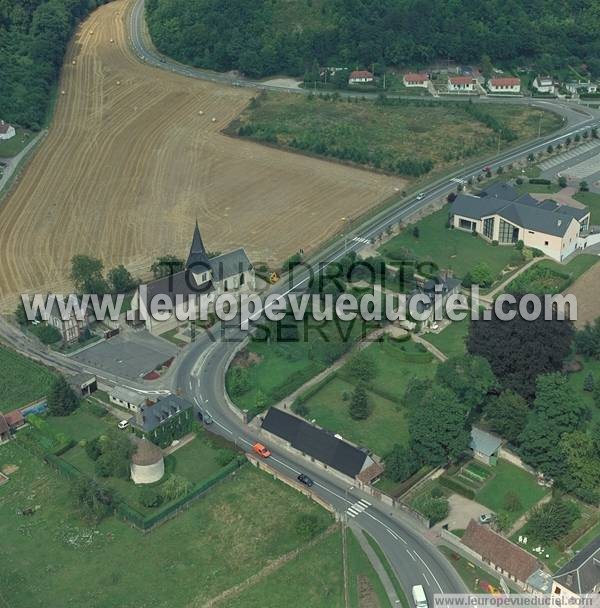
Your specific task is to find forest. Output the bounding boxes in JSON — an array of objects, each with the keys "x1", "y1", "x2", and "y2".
[
  {"x1": 145, "y1": 0, "x2": 600, "y2": 79},
  {"x1": 0, "y1": 0, "x2": 110, "y2": 129}
]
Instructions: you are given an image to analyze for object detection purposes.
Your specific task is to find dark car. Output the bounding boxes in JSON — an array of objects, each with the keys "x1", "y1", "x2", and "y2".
[{"x1": 297, "y1": 474, "x2": 314, "y2": 487}]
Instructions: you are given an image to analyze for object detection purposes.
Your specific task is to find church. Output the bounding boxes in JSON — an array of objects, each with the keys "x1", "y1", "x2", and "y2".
[{"x1": 131, "y1": 222, "x2": 255, "y2": 334}]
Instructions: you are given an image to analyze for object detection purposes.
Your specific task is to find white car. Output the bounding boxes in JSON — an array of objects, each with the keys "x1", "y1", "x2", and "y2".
[
  {"x1": 416, "y1": 192, "x2": 425, "y2": 200},
  {"x1": 117, "y1": 420, "x2": 130, "y2": 430},
  {"x1": 412, "y1": 585, "x2": 428, "y2": 608}
]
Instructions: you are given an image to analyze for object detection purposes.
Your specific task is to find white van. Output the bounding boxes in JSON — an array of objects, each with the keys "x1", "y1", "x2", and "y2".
[
  {"x1": 117, "y1": 419, "x2": 129, "y2": 430},
  {"x1": 412, "y1": 585, "x2": 428, "y2": 608}
]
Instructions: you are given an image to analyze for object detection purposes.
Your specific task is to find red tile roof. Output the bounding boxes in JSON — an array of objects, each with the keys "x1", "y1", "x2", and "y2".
[
  {"x1": 449, "y1": 76, "x2": 473, "y2": 85},
  {"x1": 0, "y1": 414, "x2": 9, "y2": 435},
  {"x1": 404, "y1": 73, "x2": 428, "y2": 83},
  {"x1": 350, "y1": 70, "x2": 373, "y2": 79},
  {"x1": 462, "y1": 520, "x2": 539, "y2": 582},
  {"x1": 491, "y1": 77, "x2": 520, "y2": 86},
  {"x1": 4, "y1": 410, "x2": 24, "y2": 428}
]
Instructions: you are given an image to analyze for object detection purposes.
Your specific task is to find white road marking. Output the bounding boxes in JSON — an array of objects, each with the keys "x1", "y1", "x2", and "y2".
[
  {"x1": 414, "y1": 550, "x2": 444, "y2": 593},
  {"x1": 212, "y1": 420, "x2": 233, "y2": 434},
  {"x1": 407, "y1": 549, "x2": 417, "y2": 561},
  {"x1": 237, "y1": 437, "x2": 252, "y2": 447},
  {"x1": 422, "y1": 572, "x2": 430, "y2": 586}
]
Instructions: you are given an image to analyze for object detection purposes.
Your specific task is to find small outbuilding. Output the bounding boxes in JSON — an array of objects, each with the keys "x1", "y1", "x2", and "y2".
[
  {"x1": 470, "y1": 427, "x2": 502, "y2": 465},
  {"x1": 0, "y1": 120, "x2": 16, "y2": 141},
  {"x1": 130, "y1": 437, "x2": 164, "y2": 485}
]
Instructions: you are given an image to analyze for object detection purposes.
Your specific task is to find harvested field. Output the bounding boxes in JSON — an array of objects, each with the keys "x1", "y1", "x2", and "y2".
[
  {"x1": 0, "y1": 0, "x2": 400, "y2": 311},
  {"x1": 564, "y1": 261, "x2": 600, "y2": 328}
]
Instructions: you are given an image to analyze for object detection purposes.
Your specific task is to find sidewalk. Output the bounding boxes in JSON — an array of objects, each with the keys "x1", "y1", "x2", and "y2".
[
  {"x1": 506, "y1": 493, "x2": 552, "y2": 537},
  {"x1": 413, "y1": 334, "x2": 447, "y2": 362},
  {"x1": 480, "y1": 257, "x2": 544, "y2": 303},
  {"x1": 350, "y1": 524, "x2": 401, "y2": 606}
]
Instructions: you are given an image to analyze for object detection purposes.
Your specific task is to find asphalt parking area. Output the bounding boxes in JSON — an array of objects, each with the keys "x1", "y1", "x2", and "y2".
[{"x1": 72, "y1": 331, "x2": 177, "y2": 380}]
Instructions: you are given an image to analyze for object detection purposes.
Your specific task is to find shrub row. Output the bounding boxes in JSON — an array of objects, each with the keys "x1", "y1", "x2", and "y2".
[{"x1": 438, "y1": 475, "x2": 476, "y2": 499}]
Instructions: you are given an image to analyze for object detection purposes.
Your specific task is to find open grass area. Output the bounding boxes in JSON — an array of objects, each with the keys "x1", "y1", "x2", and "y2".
[
  {"x1": 506, "y1": 255, "x2": 598, "y2": 294},
  {"x1": 0, "y1": 443, "x2": 333, "y2": 608},
  {"x1": 424, "y1": 319, "x2": 469, "y2": 358},
  {"x1": 45, "y1": 401, "x2": 116, "y2": 441},
  {"x1": 0, "y1": 127, "x2": 36, "y2": 157},
  {"x1": 227, "y1": 318, "x2": 372, "y2": 415},
  {"x1": 298, "y1": 338, "x2": 437, "y2": 456},
  {"x1": 380, "y1": 208, "x2": 522, "y2": 282},
  {"x1": 574, "y1": 191, "x2": 600, "y2": 224},
  {"x1": 0, "y1": 344, "x2": 56, "y2": 412},
  {"x1": 475, "y1": 460, "x2": 549, "y2": 524},
  {"x1": 231, "y1": 93, "x2": 562, "y2": 179}
]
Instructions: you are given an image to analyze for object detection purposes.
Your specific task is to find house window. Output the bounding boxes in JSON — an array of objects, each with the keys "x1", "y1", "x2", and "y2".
[
  {"x1": 224, "y1": 280, "x2": 228, "y2": 292},
  {"x1": 544, "y1": 241, "x2": 549, "y2": 246},
  {"x1": 483, "y1": 217, "x2": 494, "y2": 240},
  {"x1": 498, "y1": 219, "x2": 519, "y2": 244},
  {"x1": 239, "y1": 272, "x2": 245, "y2": 286},
  {"x1": 459, "y1": 218, "x2": 474, "y2": 231}
]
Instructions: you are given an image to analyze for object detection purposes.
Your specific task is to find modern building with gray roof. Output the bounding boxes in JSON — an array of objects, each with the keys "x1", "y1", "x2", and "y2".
[
  {"x1": 553, "y1": 534, "x2": 600, "y2": 597},
  {"x1": 131, "y1": 222, "x2": 255, "y2": 334},
  {"x1": 450, "y1": 184, "x2": 590, "y2": 262}
]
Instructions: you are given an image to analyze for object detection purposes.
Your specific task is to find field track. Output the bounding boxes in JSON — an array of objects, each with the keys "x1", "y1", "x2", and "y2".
[{"x1": 0, "y1": 0, "x2": 400, "y2": 310}]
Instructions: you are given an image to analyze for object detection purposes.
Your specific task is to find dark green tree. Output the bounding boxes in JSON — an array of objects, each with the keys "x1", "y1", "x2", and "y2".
[
  {"x1": 150, "y1": 254, "x2": 184, "y2": 279},
  {"x1": 349, "y1": 383, "x2": 369, "y2": 420},
  {"x1": 47, "y1": 374, "x2": 80, "y2": 416},
  {"x1": 484, "y1": 390, "x2": 529, "y2": 443},
  {"x1": 436, "y1": 354, "x2": 496, "y2": 410},
  {"x1": 108, "y1": 265, "x2": 137, "y2": 293},
  {"x1": 70, "y1": 255, "x2": 109, "y2": 294},
  {"x1": 384, "y1": 444, "x2": 419, "y2": 483}
]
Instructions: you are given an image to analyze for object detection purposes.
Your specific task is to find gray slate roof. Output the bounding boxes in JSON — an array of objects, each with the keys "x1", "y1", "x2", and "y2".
[
  {"x1": 452, "y1": 190, "x2": 586, "y2": 237},
  {"x1": 470, "y1": 427, "x2": 502, "y2": 457},
  {"x1": 145, "y1": 248, "x2": 251, "y2": 301},
  {"x1": 110, "y1": 386, "x2": 147, "y2": 407},
  {"x1": 131, "y1": 394, "x2": 192, "y2": 433},
  {"x1": 553, "y1": 534, "x2": 600, "y2": 594},
  {"x1": 186, "y1": 222, "x2": 211, "y2": 270},
  {"x1": 262, "y1": 407, "x2": 370, "y2": 478}
]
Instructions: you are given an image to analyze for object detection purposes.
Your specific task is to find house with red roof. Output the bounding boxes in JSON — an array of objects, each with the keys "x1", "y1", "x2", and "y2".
[
  {"x1": 448, "y1": 75, "x2": 475, "y2": 92},
  {"x1": 348, "y1": 70, "x2": 374, "y2": 85},
  {"x1": 488, "y1": 77, "x2": 521, "y2": 93},
  {"x1": 403, "y1": 73, "x2": 429, "y2": 88}
]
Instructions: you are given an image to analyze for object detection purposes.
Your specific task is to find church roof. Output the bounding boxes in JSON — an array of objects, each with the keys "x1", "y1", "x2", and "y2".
[{"x1": 186, "y1": 222, "x2": 211, "y2": 271}]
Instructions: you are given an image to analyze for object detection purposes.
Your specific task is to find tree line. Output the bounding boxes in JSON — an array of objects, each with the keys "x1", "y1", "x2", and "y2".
[
  {"x1": 145, "y1": 0, "x2": 600, "y2": 79},
  {"x1": 1, "y1": 0, "x2": 111, "y2": 129}
]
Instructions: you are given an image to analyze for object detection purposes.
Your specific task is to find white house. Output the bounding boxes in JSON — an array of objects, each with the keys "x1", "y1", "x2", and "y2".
[
  {"x1": 348, "y1": 70, "x2": 374, "y2": 85},
  {"x1": 0, "y1": 121, "x2": 16, "y2": 141},
  {"x1": 533, "y1": 76, "x2": 556, "y2": 94},
  {"x1": 131, "y1": 222, "x2": 255, "y2": 334},
  {"x1": 448, "y1": 76, "x2": 475, "y2": 92},
  {"x1": 488, "y1": 77, "x2": 521, "y2": 93},
  {"x1": 450, "y1": 183, "x2": 590, "y2": 262},
  {"x1": 402, "y1": 73, "x2": 429, "y2": 88},
  {"x1": 566, "y1": 81, "x2": 598, "y2": 95}
]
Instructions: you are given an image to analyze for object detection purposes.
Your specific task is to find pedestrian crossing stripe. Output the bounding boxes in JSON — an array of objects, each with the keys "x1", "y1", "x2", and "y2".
[{"x1": 352, "y1": 236, "x2": 370, "y2": 245}]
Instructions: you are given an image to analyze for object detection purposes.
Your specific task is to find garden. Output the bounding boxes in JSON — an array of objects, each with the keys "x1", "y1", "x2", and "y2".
[{"x1": 292, "y1": 337, "x2": 437, "y2": 456}]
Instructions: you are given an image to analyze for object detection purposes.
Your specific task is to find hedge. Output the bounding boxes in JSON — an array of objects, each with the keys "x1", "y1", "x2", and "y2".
[
  {"x1": 528, "y1": 178, "x2": 552, "y2": 185},
  {"x1": 438, "y1": 475, "x2": 476, "y2": 499}
]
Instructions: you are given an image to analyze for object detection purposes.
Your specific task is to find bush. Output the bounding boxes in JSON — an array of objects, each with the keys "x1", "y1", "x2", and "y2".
[
  {"x1": 412, "y1": 492, "x2": 449, "y2": 524},
  {"x1": 295, "y1": 513, "x2": 322, "y2": 540},
  {"x1": 528, "y1": 178, "x2": 551, "y2": 185},
  {"x1": 294, "y1": 402, "x2": 310, "y2": 417},
  {"x1": 139, "y1": 486, "x2": 163, "y2": 508},
  {"x1": 215, "y1": 449, "x2": 236, "y2": 467},
  {"x1": 438, "y1": 476, "x2": 475, "y2": 499},
  {"x1": 160, "y1": 475, "x2": 192, "y2": 502},
  {"x1": 31, "y1": 323, "x2": 62, "y2": 345}
]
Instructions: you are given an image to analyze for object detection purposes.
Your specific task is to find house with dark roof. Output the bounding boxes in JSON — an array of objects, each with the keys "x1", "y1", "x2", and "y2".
[
  {"x1": 462, "y1": 520, "x2": 543, "y2": 590},
  {"x1": 450, "y1": 185, "x2": 590, "y2": 261},
  {"x1": 261, "y1": 407, "x2": 383, "y2": 485},
  {"x1": 403, "y1": 275, "x2": 462, "y2": 330},
  {"x1": 131, "y1": 221, "x2": 255, "y2": 333},
  {"x1": 553, "y1": 534, "x2": 600, "y2": 598},
  {"x1": 130, "y1": 394, "x2": 194, "y2": 448}
]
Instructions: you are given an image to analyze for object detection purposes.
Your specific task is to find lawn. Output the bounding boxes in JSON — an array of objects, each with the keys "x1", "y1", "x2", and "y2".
[
  {"x1": 231, "y1": 93, "x2": 561, "y2": 180},
  {"x1": 424, "y1": 319, "x2": 469, "y2": 358},
  {"x1": 574, "y1": 191, "x2": 600, "y2": 224},
  {"x1": 475, "y1": 460, "x2": 549, "y2": 524},
  {"x1": 379, "y1": 208, "x2": 522, "y2": 282},
  {"x1": 0, "y1": 344, "x2": 56, "y2": 412},
  {"x1": 228, "y1": 317, "x2": 372, "y2": 415},
  {"x1": 299, "y1": 338, "x2": 437, "y2": 456},
  {"x1": 565, "y1": 357, "x2": 600, "y2": 423},
  {"x1": 45, "y1": 401, "x2": 116, "y2": 441},
  {"x1": 0, "y1": 443, "x2": 334, "y2": 608},
  {"x1": 516, "y1": 182, "x2": 562, "y2": 195},
  {"x1": 506, "y1": 255, "x2": 598, "y2": 294},
  {"x1": 0, "y1": 126, "x2": 36, "y2": 157}
]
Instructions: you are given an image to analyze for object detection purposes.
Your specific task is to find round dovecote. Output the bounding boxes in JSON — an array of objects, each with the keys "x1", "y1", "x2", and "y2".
[{"x1": 130, "y1": 437, "x2": 164, "y2": 485}]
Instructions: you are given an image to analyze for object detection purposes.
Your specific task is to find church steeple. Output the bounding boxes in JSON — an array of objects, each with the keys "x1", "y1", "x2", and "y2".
[{"x1": 186, "y1": 221, "x2": 210, "y2": 269}]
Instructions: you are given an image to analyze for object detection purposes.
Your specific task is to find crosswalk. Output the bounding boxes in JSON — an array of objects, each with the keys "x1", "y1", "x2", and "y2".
[
  {"x1": 352, "y1": 236, "x2": 371, "y2": 245},
  {"x1": 562, "y1": 153, "x2": 600, "y2": 179},
  {"x1": 538, "y1": 140, "x2": 600, "y2": 171},
  {"x1": 345, "y1": 499, "x2": 371, "y2": 518}
]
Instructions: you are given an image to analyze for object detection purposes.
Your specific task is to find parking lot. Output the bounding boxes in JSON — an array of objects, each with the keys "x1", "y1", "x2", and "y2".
[{"x1": 72, "y1": 330, "x2": 177, "y2": 380}]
